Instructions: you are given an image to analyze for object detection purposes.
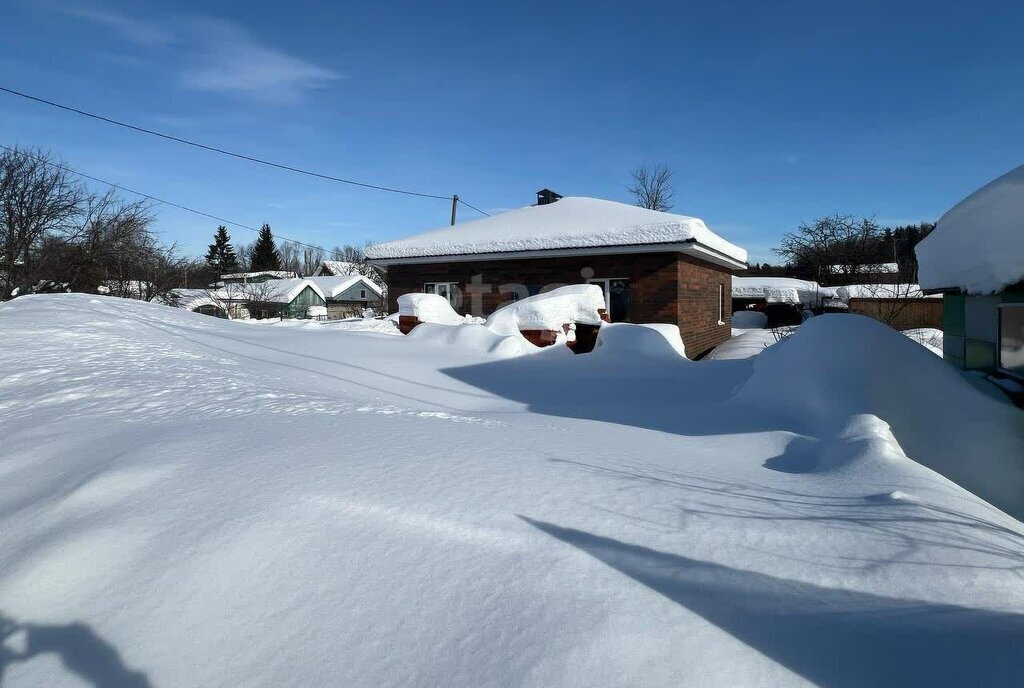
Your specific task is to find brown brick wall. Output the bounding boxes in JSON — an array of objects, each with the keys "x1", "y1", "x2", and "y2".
[{"x1": 384, "y1": 251, "x2": 733, "y2": 357}]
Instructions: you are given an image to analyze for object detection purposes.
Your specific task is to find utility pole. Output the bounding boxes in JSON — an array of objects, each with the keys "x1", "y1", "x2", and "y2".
[{"x1": 451, "y1": 194, "x2": 459, "y2": 226}]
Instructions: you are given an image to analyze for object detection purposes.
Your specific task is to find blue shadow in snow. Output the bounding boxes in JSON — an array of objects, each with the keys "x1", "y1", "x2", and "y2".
[{"x1": 522, "y1": 517, "x2": 1024, "y2": 688}]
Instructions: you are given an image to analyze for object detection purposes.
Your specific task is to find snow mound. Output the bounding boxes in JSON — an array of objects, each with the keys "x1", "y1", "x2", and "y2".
[
  {"x1": 835, "y1": 284, "x2": 936, "y2": 301},
  {"x1": 592, "y1": 323, "x2": 687, "y2": 359},
  {"x1": 398, "y1": 293, "x2": 468, "y2": 326},
  {"x1": 406, "y1": 322, "x2": 535, "y2": 357},
  {"x1": 485, "y1": 284, "x2": 606, "y2": 335},
  {"x1": 706, "y1": 330, "x2": 778, "y2": 360},
  {"x1": 917, "y1": 164, "x2": 1024, "y2": 293},
  {"x1": 731, "y1": 310, "x2": 768, "y2": 329},
  {"x1": 365, "y1": 197, "x2": 747, "y2": 264},
  {"x1": 737, "y1": 315, "x2": 1024, "y2": 516},
  {"x1": 902, "y1": 328, "x2": 943, "y2": 356}
]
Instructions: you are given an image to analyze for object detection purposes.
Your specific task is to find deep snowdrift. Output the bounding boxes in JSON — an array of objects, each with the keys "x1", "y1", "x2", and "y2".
[{"x1": 1, "y1": 296, "x2": 1023, "y2": 688}]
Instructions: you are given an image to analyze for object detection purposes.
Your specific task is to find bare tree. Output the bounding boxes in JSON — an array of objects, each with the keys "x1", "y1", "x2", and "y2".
[
  {"x1": 774, "y1": 214, "x2": 882, "y2": 282},
  {"x1": 278, "y1": 240, "x2": 301, "y2": 274},
  {"x1": 628, "y1": 164, "x2": 675, "y2": 212},
  {"x1": 0, "y1": 147, "x2": 86, "y2": 296},
  {"x1": 302, "y1": 245, "x2": 324, "y2": 276}
]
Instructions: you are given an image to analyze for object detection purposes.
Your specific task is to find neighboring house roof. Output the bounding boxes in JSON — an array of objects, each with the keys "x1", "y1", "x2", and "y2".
[
  {"x1": 732, "y1": 277, "x2": 836, "y2": 306},
  {"x1": 220, "y1": 270, "x2": 297, "y2": 281},
  {"x1": 835, "y1": 284, "x2": 939, "y2": 300},
  {"x1": 305, "y1": 275, "x2": 383, "y2": 299},
  {"x1": 312, "y1": 261, "x2": 361, "y2": 276},
  {"x1": 827, "y1": 262, "x2": 898, "y2": 274},
  {"x1": 917, "y1": 164, "x2": 1024, "y2": 294},
  {"x1": 250, "y1": 278, "x2": 325, "y2": 303},
  {"x1": 365, "y1": 197, "x2": 747, "y2": 268}
]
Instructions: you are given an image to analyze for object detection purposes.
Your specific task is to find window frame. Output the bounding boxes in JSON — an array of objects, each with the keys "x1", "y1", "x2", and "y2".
[
  {"x1": 423, "y1": 282, "x2": 458, "y2": 306},
  {"x1": 718, "y1": 283, "x2": 725, "y2": 325}
]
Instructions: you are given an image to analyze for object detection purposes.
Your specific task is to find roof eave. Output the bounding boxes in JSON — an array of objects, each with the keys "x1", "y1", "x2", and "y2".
[{"x1": 367, "y1": 239, "x2": 747, "y2": 271}]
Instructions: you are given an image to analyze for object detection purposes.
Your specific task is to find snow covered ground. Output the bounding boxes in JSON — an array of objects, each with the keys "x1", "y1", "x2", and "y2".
[{"x1": 1, "y1": 295, "x2": 1023, "y2": 687}]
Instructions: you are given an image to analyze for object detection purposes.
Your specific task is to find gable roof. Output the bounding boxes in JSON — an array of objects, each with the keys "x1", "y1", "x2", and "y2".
[
  {"x1": 305, "y1": 275, "x2": 382, "y2": 299},
  {"x1": 917, "y1": 164, "x2": 1024, "y2": 293},
  {"x1": 365, "y1": 197, "x2": 747, "y2": 268}
]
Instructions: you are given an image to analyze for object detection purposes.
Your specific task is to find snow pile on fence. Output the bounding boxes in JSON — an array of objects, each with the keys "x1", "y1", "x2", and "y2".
[
  {"x1": 398, "y1": 293, "x2": 471, "y2": 326},
  {"x1": 917, "y1": 163, "x2": 1024, "y2": 294},
  {"x1": 365, "y1": 196, "x2": 747, "y2": 264},
  {"x1": 732, "y1": 277, "x2": 835, "y2": 307},
  {"x1": 484, "y1": 284, "x2": 606, "y2": 336}
]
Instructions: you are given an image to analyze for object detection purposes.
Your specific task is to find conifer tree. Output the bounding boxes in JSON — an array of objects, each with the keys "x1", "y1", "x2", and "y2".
[
  {"x1": 249, "y1": 224, "x2": 282, "y2": 271},
  {"x1": 204, "y1": 226, "x2": 240, "y2": 272}
]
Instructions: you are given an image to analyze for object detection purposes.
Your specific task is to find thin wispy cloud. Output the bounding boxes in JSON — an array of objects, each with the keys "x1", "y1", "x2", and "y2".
[
  {"x1": 47, "y1": 2, "x2": 340, "y2": 104},
  {"x1": 58, "y1": 3, "x2": 174, "y2": 46},
  {"x1": 180, "y1": 17, "x2": 340, "y2": 103}
]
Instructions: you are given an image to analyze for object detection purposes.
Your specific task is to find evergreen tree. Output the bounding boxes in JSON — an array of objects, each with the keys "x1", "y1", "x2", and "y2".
[
  {"x1": 249, "y1": 224, "x2": 282, "y2": 271},
  {"x1": 204, "y1": 226, "x2": 240, "y2": 272}
]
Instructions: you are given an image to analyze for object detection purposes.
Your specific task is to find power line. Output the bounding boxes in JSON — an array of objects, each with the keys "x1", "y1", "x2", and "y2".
[
  {"x1": 457, "y1": 198, "x2": 491, "y2": 217},
  {"x1": 0, "y1": 144, "x2": 332, "y2": 255},
  {"x1": 0, "y1": 85, "x2": 460, "y2": 201}
]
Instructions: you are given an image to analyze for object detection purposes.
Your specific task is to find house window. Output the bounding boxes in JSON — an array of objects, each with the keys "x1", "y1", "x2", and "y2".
[
  {"x1": 998, "y1": 304, "x2": 1024, "y2": 380},
  {"x1": 586, "y1": 278, "x2": 630, "y2": 322},
  {"x1": 718, "y1": 283, "x2": 725, "y2": 324},
  {"x1": 360, "y1": 289, "x2": 367, "y2": 299},
  {"x1": 424, "y1": 282, "x2": 458, "y2": 306}
]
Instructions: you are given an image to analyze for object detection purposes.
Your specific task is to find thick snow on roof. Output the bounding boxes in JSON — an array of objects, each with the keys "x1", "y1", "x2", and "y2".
[
  {"x1": 917, "y1": 164, "x2": 1024, "y2": 293},
  {"x1": 732, "y1": 277, "x2": 835, "y2": 305},
  {"x1": 365, "y1": 197, "x2": 747, "y2": 264},
  {"x1": 305, "y1": 275, "x2": 382, "y2": 299},
  {"x1": 835, "y1": 284, "x2": 939, "y2": 301}
]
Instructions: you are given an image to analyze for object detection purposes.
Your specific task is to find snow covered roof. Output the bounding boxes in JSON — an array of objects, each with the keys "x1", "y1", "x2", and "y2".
[
  {"x1": 732, "y1": 277, "x2": 836, "y2": 306},
  {"x1": 313, "y1": 261, "x2": 361, "y2": 277},
  {"x1": 258, "y1": 278, "x2": 325, "y2": 304},
  {"x1": 365, "y1": 197, "x2": 747, "y2": 268},
  {"x1": 835, "y1": 284, "x2": 939, "y2": 301},
  {"x1": 917, "y1": 164, "x2": 1024, "y2": 293},
  {"x1": 305, "y1": 275, "x2": 382, "y2": 299},
  {"x1": 220, "y1": 270, "x2": 297, "y2": 281},
  {"x1": 827, "y1": 262, "x2": 898, "y2": 274}
]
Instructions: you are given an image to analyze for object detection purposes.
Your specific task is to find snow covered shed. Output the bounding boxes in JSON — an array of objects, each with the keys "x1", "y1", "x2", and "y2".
[
  {"x1": 305, "y1": 275, "x2": 384, "y2": 319},
  {"x1": 917, "y1": 164, "x2": 1024, "y2": 380},
  {"x1": 365, "y1": 194, "x2": 748, "y2": 356}
]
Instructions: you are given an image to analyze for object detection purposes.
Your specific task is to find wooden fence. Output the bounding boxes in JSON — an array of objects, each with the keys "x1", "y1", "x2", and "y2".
[{"x1": 847, "y1": 298, "x2": 943, "y2": 330}]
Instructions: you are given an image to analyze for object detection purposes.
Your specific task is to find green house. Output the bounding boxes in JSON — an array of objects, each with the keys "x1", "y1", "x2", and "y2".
[{"x1": 917, "y1": 165, "x2": 1024, "y2": 383}]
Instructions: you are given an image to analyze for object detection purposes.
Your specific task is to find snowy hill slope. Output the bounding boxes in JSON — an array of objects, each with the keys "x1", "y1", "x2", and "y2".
[{"x1": 1, "y1": 295, "x2": 1023, "y2": 687}]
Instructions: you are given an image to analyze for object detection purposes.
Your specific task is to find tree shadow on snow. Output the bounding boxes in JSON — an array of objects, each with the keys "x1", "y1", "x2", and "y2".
[
  {"x1": 0, "y1": 612, "x2": 150, "y2": 688},
  {"x1": 522, "y1": 517, "x2": 1024, "y2": 688},
  {"x1": 548, "y1": 457, "x2": 1024, "y2": 574}
]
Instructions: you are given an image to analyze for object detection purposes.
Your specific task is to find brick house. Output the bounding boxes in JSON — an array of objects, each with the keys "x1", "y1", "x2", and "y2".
[{"x1": 365, "y1": 192, "x2": 748, "y2": 357}]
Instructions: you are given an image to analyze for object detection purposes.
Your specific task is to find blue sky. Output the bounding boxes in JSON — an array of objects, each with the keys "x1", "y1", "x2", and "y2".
[{"x1": 2, "y1": 0, "x2": 1023, "y2": 263}]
